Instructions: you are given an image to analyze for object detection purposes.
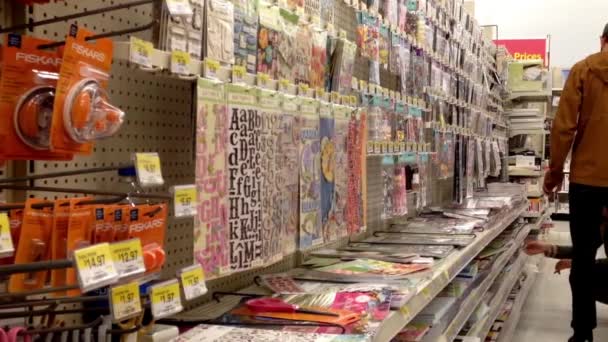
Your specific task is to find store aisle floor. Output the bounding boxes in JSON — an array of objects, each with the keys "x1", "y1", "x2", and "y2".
[{"x1": 514, "y1": 221, "x2": 608, "y2": 341}]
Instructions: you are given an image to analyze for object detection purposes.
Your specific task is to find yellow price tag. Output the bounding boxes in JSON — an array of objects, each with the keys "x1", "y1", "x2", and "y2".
[
  {"x1": 172, "y1": 184, "x2": 197, "y2": 218},
  {"x1": 150, "y1": 279, "x2": 183, "y2": 319},
  {"x1": 359, "y1": 80, "x2": 368, "y2": 92},
  {"x1": 110, "y1": 281, "x2": 142, "y2": 321},
  {"x1": 179, "y1": 265, "x2": 207, "y2": 300},
  {"x1": 278, "y1": 78, "x2": 290, "y2": 91},
  {"x1": 205, "y1": 59, "x2": 221, "y2": 79},
  {"x1": 74, "y1": 243, "x2": 118, "y2": 292},
  {"x1": 110, "y1": 239, "x2": 145, "y2": 279},
  {"x1": 134, "y1": 152, "x2": 164, "y2": 186},
  {"x1": 257, "y1": 72, "x2": 270, "y2": 86},
  {"x1": 232, "y1": 65, "x2": 246, "y2": 83},
  {"x1": 170, "y1": 50, "x2": 191, "y2": 75},
  {"x1": 0, "y1": 213, "x2": 14, "y2": 257},
  {"x1": 400, "y1": 305, "x2": 411, "y2": 319},
  {"x1": 298, "y1": 83, "x2": 310, "y2": 95},
  {"x1": 367, "y1": 141, "x2": 375, "y2": 154},
  {"x1": 349, "y1": 96, "x2": 358, "y2": 106},
  {"x1": 129, "y1": 37, "x2": 154, "y2": 68},
  {"x1": 315, "y1": 88, "x2": 326, "y2": 99}
]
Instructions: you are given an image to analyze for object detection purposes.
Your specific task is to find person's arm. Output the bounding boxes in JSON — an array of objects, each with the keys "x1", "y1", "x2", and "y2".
[
  {"x1": 546, "y1": 63, "x2": 584, "y2": 191},
  {"x1": 544, "y1": 244, "x2": 573, "y2": 259}
]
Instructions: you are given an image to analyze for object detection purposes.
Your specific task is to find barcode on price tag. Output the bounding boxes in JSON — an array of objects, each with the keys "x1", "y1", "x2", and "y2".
[
  {"x1": 179, "y1": 265, "x2": 207, "y2": 300},
  {"x1": 150, "y1": 279, "x2": 183, "y2": 319},
  {"x1": 110, "y1": 281, "x2": 142, "y2": 321},
  {"x1": 0, "y1": 213, "x2": 14, "y2": 258},
  {"x1": 129, "y1": 37, "x2": 154, "y2": 68},
  {"x1": 165, "y1": 0, "x2": 193, "y2": 16},
  {"x1": 133, "y1": 152, "x2": 164, "y2": 186},
  {"x1": 172, "y1": 185, "x2": 197, "y2": 218},
  {"x1": 74, "y1": 243, "x2": 119, "y2": 292},
  {"x1": 110, "y1": 239, "x2": 145, "y2": 279}
]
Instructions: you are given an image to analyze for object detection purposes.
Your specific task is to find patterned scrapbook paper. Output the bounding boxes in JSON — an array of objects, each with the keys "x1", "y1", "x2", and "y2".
[
  {"x1": 277, "y1": 11, "x2": 299, "y2": 82},
  {"x1": 259, "y1": 90, "x2": 283, "y2": 264},
  {"x1": 346, "y1": 109, "x2": 366, "y2": 235},
  {"x1": 194, "y1": 78, "x2": 229, "y2": 279},
  {"x1": 226, "y1": 84, "x2": 263, "y2": 271},
  {"x1": 331, "y1": 105, "x2": 353, "y2": 240},
  {"x1": 279, "y1": 95, "x2": 301, "y2": 256},
  {"x1": 310, "y1": 29, "x2": 328, "y2": 89},
  {"x1": 319, "y1": 103, "x2": 336, "y2": 243},
  {"x1": 257, "y1": 5, "x2": 282, "y2": 78},
  {"x1": 299, "y1": 99, "x2": 322, "y2": 249},
  {"x1": 359, "y1": 110, "x2": 368, "y2": 232},
  {"x1": 173, "y1": 324, "x2": 371, "y2": 342},
  {"x1": 294, "y1": 25, "x2": 313, "y2": 85}
]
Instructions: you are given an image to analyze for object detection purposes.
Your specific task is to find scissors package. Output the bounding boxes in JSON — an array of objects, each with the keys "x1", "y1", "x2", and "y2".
[
  {"x1": 8, "y1": 199, "x2": 53, "y2": 292},
  {"x1": 0, "y1": 34, "x2": 72, "y2": 160},
  {"x1": 49, "y1": 198, "x2": 72, "y2": 293},
  {"x1": 127, "y1": 203, "x2": 168, "y2": 277},
  {"x1": 50, "y1": 25, "x2": 123, "y2": 155}
]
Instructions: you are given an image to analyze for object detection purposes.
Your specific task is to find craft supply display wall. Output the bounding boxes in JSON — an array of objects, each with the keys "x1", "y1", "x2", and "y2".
[{"x1": 2, "y1": 0, "x2": 464, "y2": 313}]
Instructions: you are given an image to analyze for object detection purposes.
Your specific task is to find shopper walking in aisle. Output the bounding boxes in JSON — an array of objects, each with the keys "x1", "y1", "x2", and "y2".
[{"x1": 544, "y1": 24, "x2": 608, "y2": 342}]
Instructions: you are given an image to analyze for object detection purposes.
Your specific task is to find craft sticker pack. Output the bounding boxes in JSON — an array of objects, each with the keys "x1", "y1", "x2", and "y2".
[
  {"x1": 233, "y1": 0, "x2": 258, "y2": 73},
  {"x1": 194, "y1": 78, "x2": 229, "y2": 279},
  {"x1": 331, "y1": 105, "x2": 352, "y2": 240},
  {"x1": 299, "y1": 99, "x2": 322, "y2": 249},
  {"x1": 277, "y1": 10, "x2": 299, "y2": 82},
  {"x1": 346, "y1": 110, "x2": 363, "y2": 235},
  {"x1": 276, "y1": 95, "x2": 301, "y2": 257},
  {"x1": 226, "y1": 84, "x2": 263, "y2": 271},
  {"x1": 205, "y1": 0, "x2": 235, "y2": 64},
  {"x1": 259, "y1": 89, "x2": 283, "y2": 264},
  {"x1": 381, "y1": 156, "x2": 395, "y2": 220},
  {"x1": 294, "y1": 25, "x2": 313, "y2": 85},
  {"x1": 319, "y1": 103, "x2": 336, "y2": 243}
]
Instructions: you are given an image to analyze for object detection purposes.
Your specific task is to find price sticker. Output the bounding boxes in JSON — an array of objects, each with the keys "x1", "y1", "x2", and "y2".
[
  {"x1": 257, "y1": 73, "x2": 270, "y2": 87},
  {"x1": 278, "y1": 78, "x2": 290, "y2": 92},
  {"x1": 172, "y1": 185, "x2": 197, "y2": 218},
  {"x1": 110, "y1": 281, "x2": 142, "y2": 321},
  {"x1": 315, "y1": 88, "x2": 326, "y2": 99},
  {"x1": 74, "y1": 243, "x2": 119, "y2": 292},
  {"x1": 367, "y1": 141, "x2": 375, "y2": 154},
  {"x1": 298, "y1": 83, "x2": 310, "y2": 96},
  {"x1": 133, "y1": 152, "x2": 164, "y2": 186},
  {"x1": 129, "y1": 37, "x2": 154, "y2": 68},
  {"x1": 232, "y1": 65, "x2": 247, "y2": 83},
  {"x1": 166, "y1": 0, "x2": 193, "y2": 16},
  {"x1": 170, "y1": 50, "x2": 191, "y2": 75},
  {"x1": 0, "y1": 213, "x2": 14, "y2": 257},
  {"x1": 204, "y1": 59, "x2": 221, "y2": 79},
  {"x1": 179, "y1": 265, "x2": 207, "y2": 300},
  {"x1": 400, "y1": 305, "x2": 411, "y2": 319},
  {"x1": 349, "y1": 96, "x2": 358, "y2": 106},
  {"x1": 150, "y1": 279, "x2": 183, "y2": 319},
  {"x1": 110, "y1": 239, "x2": 145, "y2": 279}
]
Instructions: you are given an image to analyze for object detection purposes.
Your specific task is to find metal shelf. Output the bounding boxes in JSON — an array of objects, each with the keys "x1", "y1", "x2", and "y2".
[
  {"x1": 496, "y1": 268, "x2": 538, "y2": 342},
  {"x1": 431, "y1": 223, "x2": 532, "y2": 342},
  {"x1": 467, "y1": 253, "x2": 529, "y2": 339},
  {"x1": 508, "y1": 168, "x2": 542, "y2": 177},
  {"x1": 372, "y1": 204, "x2": 527, "y2": 342},
  {"x1": 508, "y1": 91, "x2": 552, "y2": 101}
]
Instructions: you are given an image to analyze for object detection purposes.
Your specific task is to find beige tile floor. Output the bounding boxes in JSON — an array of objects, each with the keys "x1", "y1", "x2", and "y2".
[{"x1": 513, "y1": 221, "x2": 608, "y2": 341}]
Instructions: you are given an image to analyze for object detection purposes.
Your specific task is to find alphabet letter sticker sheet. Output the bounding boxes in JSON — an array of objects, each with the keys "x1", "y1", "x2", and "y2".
[
  {"x1": 258, "y1": 89, "x2": 283, "y2": 264},
  {"x1": 299, "y1": 98, "x2": 322, "y2": 249},
  {"x1": 194, "y1": 78, "x2": 229, "y2": 279},
  {"x1": 226, "y1": 84, "x2": 263, "y2": 271}
]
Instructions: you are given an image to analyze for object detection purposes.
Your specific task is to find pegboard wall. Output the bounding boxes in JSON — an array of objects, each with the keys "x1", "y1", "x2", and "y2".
[{"x1": 1, "y1": 0, "x2": 455, "y2": 313}]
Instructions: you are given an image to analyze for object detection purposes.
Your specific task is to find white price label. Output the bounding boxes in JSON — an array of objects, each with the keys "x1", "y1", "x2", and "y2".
[
  {"x1": 165, "y1": 0, "x2": 193, "y2": 16},
  {"x1": 172, "y1": 185, "x2": 197, "y2": 218},
  {"x1": 110, "y1": 239, "x2": 145, "y2": 279},
  {"x1": 179, "y1": 265, "x2": 207, "y2": 300},
  {"x1": 133, "y1": 152, "x2": 164, "y2": 186},
  {"x1": 150, "y1": 279, "x2": 183, "y2": 319},
  {"x1": 110, "y1": 281, "x2": 142, "y2": 321},
  {"x1": 0, "y1": 213, "x2": 14, "y2": 257},
  {"x1": 74, "y1": 243, "x2": 119, "y2": 292}
]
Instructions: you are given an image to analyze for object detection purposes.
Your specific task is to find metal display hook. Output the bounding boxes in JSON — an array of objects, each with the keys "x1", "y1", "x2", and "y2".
[
  {"x1": 0, "y1": 185, "x2": 171, "y2": 200},
  {"x1": 0, "y1": 0, "x2": 157, "y2": 34}
]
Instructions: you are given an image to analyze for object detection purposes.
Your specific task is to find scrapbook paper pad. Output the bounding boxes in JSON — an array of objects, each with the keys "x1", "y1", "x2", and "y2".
[
  {"x1": 320, "y1": 103, "x2": 336, "y2": 243},
  {"x1": 259, "y1": 89, "x2": 283, "y2": 264},
  {"x1": 346, "y1": 109, "x2": 365, "y2": 235},
  {"x1": 173, "y1": 324, "x2": 371, "y2": 342},
  {"x1": 278, "y1": 95, "x2": 301, "y2": 257},
  {"x1": 310, "y1": 29, "x2": 328, "y2": 89},
  {"x1": 194, "y1": 78, "x2": 228, "y2": 279},
  {"x1": 317, "y1": 259, "x2": 429, "y2": 278},
  {"x1": 331, "y1": 105, "x2": 352, "y2": 240},
  {"x1": 226, "y1": 84, "x2": 263, "y2": 271},
  {"x1": 343, "y1": 243, "x2": 454, "y2": 258},
  {"x1": 299, "y1": 99, "x2": 322, "y2": 249}
]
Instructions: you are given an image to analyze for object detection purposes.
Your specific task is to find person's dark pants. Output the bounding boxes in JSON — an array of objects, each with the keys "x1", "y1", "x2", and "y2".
[
  {"x1": 569, "y1": 183, "x2": 608, "y2": 336},
  {"x1": 595, "y1": 259, "x2": 608, "y2": 305}
]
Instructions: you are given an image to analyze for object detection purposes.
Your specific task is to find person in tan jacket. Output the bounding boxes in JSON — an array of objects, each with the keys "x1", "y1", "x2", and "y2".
[{"x1": 544, "y1": 24, "x2": 608, "y2": 342}]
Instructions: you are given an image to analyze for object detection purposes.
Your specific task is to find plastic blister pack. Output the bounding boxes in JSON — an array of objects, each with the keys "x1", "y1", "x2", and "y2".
[{"x1": 381, "y1": 156, "x2": 395, "y2": 220}]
